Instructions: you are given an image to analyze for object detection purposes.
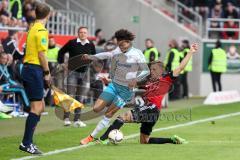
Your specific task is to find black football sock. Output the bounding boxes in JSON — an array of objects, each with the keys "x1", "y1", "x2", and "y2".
[
  {"x1": 63, "y1": 111, "x2": 70, "y2": 119},
  {"x1": 22, "y1": 112, "x2": 40, "y2": 146},
  {"x1": 100, "y1": 118, "x2": 124, "y2": 141},
  {"x1": 74, "y1": 108, "x2": 81, "y2": 122},
  {"x1": 148, "y1": 137, "x2": 174, "y2": 144}
]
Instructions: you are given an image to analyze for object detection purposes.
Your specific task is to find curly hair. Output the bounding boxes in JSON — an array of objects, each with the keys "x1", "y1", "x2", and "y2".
[{"x1": 114, "y1": 29, "x2": 135, "y2": 41}]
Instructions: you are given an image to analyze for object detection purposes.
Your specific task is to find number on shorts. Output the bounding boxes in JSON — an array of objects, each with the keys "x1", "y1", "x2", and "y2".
[{"x1": 135, "y1": 96, "x2": 144, "y2": 107}]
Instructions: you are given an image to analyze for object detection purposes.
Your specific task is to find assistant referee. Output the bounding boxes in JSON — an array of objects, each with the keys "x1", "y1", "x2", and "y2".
[{"x1": 19, "y1": 3, "x2": 51, "y2": 155}]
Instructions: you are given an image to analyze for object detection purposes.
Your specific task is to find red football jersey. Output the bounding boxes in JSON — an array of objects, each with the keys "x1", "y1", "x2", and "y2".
[{"x1": 143, "y1": 72, "x2": 175, "y2": 110}]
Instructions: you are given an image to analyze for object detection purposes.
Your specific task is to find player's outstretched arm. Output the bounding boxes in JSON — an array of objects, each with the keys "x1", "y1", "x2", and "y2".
[
  {"x1": 82, "y1": 48, "x2": 117, "y2": 60},
  {"x1": 173, "y1": 43, "x2": 198, "y2": 77}
]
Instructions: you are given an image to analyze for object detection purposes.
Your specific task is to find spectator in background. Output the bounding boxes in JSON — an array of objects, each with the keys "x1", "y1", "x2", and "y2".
[
  {"x1": 0, "y1": 44, "x2": 4, "y2": 52},
  {"x1": 58, "y1": 26, "x2": 96, "y2": 127},
  {"x1": 193, "y1": 0, "x2": 208, "y2": 19},
  {"x1": 0, "y1": 0, "x2": 9, "y2": 17},
  {"x1": 0, "y1": 14, "x2": 9, "y2": 26},
  {"x1": 47, "y1": 36, "x2": 60, "y2": 71},
  {"x1": 95, "y1": 29, "x2": 106, "y2": 46},
  {"x1": 221, "y1": 0, "x2": 238, "y2": 9},
  {"x1": 226, "y1": 45, "x2": 240, "y2": 73},
  {"x1": 0, "y1": 0, "x2": 10, "y2": 26},
  {"x1": 224, "y1": 2, "x2": 238, "y2": 19},
  {"x1": 209, "y1": 3, "x2": 223, "y2": 19},
  {"x1": 2, "y1": 30, "x2": 24, "y2": 82},
  {"x1": 180, "y1": 40, "x2": 192, "y2": 98},
  {"x1": 46, "y1": 36, "x2": 66, "y2": 101},
  {"x1": 45, "y1": 36, "x2": 61, "y2": 105},
  {"x1": 9, "y1": 0, "x2": 23, "y2": 20},
  {"x1": 227, "y1": 44, "x2": 240, "y2": 60},
  {"x1": 2, "y1": 30, "x2": 24, "y2": 60},
  {"x1": 209, "y1": 3, "x2": 224, "y2": 38},
  {"x1": 208, "y1": 40, "x2": 227, "y2": 92},
  {"x1": 198, "y1": 6, "x2": 208, "y2": 19},
  {"x1": 207, "y1": 0, "x2": 219, "y2": 9},
  {"x1": 164, "y1": 40, "x2": 180, "y2": 73},
  {"x1": 9, "y1": 17, "x2": 22, "y2": 27},
  {"x1": 222, "y1": 20, "x2": 239, "y2": 39},
  {"x1": 164, "y1": 39, "x2": 181, "y2": 100},
  {"x1": 89, "y1": 60, "x2": 104, "y2": 101},
  {"x1": 1, "y1": 0, "x2": 36, "y2": 27},
  {"x1": 95, "y1": 29, "x2": 106, "y2": 53},
  {"x1": 0, "y1": 52, "x2": 29, "y2": 109},
  {"x1": 22, "y1": 2, "x2": 36, "y2": 25},
  {"x1": 143, "y1": 38, "x2": 160, "y2": 63}
]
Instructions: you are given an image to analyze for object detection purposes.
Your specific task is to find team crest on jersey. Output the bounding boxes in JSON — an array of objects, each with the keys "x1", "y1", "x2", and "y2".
[{"x1": 41, "y1": 38, "x2": 47, "y2": 45}]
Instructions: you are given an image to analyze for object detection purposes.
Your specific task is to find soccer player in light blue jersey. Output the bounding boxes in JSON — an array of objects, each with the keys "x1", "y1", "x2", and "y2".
[{"x1": 80, "y1": 29, "x2": 149, "y2": 145}]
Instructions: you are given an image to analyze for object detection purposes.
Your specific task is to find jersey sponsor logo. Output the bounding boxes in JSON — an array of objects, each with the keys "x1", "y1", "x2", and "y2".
[
  {"x1": 116, "y1": 62, "x2": 132, "y2": 68},
  {"x1": 139, "y1": 104, "x2": 156, "y2": 112}
]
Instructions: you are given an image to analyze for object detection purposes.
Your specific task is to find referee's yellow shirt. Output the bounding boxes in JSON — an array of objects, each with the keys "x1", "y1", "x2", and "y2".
[{"x1": 24, "y1": 22, "x2": 48, "y2": 65}]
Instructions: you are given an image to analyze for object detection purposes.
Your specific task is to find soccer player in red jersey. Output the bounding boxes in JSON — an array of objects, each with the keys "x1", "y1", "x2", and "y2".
[{"x1": 97, "y1": 43, "x2": 198, "y2": 144}]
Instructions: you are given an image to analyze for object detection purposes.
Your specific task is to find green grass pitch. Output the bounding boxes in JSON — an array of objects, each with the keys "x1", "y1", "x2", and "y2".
[{"x1": 1, "y1": 98, "x2": 240, "y2": 160}]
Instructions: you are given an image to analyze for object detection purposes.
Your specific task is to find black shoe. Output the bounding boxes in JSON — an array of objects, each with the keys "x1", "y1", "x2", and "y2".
[{"x1": 19, "y1": 143, "x2": 43, "y2": 155}]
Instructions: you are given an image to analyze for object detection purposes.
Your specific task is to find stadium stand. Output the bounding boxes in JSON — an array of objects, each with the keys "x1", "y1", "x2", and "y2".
[{"x1": 152, "y1": 0, "x2": 240, "y2": 39}]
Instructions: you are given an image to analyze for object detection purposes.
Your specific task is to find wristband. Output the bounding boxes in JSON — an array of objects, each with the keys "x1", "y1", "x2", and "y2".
[{"x1": 43, "y1": 70, "x2": 50, "y2": 76}]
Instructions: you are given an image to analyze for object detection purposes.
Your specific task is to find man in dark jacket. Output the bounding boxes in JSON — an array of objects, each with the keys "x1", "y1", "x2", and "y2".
[{"x1": 58, "y1": 26, "x2": 96, "y2": 127}]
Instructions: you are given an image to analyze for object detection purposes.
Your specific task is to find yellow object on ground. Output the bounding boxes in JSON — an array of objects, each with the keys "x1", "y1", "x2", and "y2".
[{"x1": 52, "y1": 86, "x2": 84, "y2": 113}]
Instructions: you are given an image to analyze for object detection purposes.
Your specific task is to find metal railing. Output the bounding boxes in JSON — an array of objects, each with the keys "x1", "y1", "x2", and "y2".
[
  {"x1": 206, "y1": 18, "x2": 240, "y2": 40},
  {"x1": 46, "y1": 10, "x2": 95, "y2": 36},
  {"x1": 0, "y1": 26, "x2": 26, "y2": 32},
  {"x1": 44, "y1": 0, "x2": 96, "y2": 36},
  {"x1": 1, "y1": 0, "x2": 96, "y2": 36},
  {"x1": 45, "y1": 0, "x2": 94, "y2": 15},
  {"x1": 0, "y1": 9, "x2": 96, "y2": 36},
  {"x1": 174, "y1": 0, "x2": 203, "y2": 36},
  {"x1": 172, "y1": 0, "x2": 203, "y2": 36},
  {"x1": 144, "y1": 0, "x2": 203, "y2": 36}
]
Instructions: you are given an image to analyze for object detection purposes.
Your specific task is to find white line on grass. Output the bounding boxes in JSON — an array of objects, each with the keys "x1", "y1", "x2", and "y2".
[
  {"x1": 12, "y1": 111, "x2": 240, "y2": 160},
  {"x1": 190, "y1": 140, "x2": 239, "y2": 143}
]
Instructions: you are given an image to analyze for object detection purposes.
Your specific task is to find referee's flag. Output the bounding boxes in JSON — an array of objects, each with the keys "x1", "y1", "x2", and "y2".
[{"x1": 52, "y1": 86, "x2": 84, "y2": 113}]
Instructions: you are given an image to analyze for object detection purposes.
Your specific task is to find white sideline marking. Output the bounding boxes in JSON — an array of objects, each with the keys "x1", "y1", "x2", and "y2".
[
  {"x1": 190, "y1": 140, "x2": 239, "y2": 143},
  {"x1": 12, "y1": 111, "x2": 240, "y2": 160}
]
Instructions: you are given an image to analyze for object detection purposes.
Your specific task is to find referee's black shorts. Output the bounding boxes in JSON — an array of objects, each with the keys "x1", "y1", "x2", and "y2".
[
  {"x1": 131, "y1": 104, "x2": 160, "y2": 136},
  {"x1": 22, "y1": 64, "x2": 44, "y2": 101}
]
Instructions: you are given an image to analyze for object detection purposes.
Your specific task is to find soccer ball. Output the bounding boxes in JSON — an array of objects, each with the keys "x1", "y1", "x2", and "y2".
[{"x1": 108, "y1": 129, "x2": 124, "y2": 144}]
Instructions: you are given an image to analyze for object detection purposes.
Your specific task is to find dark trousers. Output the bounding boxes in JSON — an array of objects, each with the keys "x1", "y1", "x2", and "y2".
[
  {"x1": 63, "y1": 71, "x2": 87, "y2": 121},
  {"x1": 90, "y1": 80, "x2": 103, "y2": 100},
  {"x1": 180, "y1": 72, "x2": 189, "y2": 98},
  {"x1": 169, "y1": 77, "x2": 181, "y2": 100},
  {"x1": 210, "y1": 71, "x2": 222, "y2": 92}
]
